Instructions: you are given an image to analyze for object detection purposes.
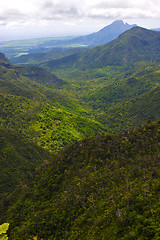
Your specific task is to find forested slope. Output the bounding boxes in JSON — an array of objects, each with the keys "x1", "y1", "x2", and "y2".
[
  {"x1": 0, "y1": 128, "x2": 50, "y2": 193},
  {"x1": 0, "y1": 55, "x2": 108, "y2": 151},
  {"x1": 0, "y1": 23, "x2": 160, "y2": 240},
  {"x1": 39, "y1": 27, "x2": 160, "y2": 71},
  {"x1": 100, "y1": 85, "x2": 160, "y2": 131},
  {"x1": 1, "y1": 121, "x2": 160, "y2": 239}
]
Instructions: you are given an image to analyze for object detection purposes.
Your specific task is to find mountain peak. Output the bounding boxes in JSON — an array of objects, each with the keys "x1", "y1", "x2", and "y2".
[
  {"x1": 110, "y1": 19, "x2": 124, "y2": 25},
  {"x1": 70, "y1": 20, "x2": 137, "y2": 47},
  {"x1": 100, "y1": 20, "x2": 137, "y2": 33},
  {"x1": 111, "y1": 19, "x2": 136, "y2": 26},
  {"x1": 43, "y1": 26, "x2": 160, "y2": 71}
]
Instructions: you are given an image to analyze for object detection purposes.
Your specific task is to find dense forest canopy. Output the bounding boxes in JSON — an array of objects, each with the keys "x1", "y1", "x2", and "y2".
[{"x1": 0, "y1": 24, "x2": 160, "y2": 239}]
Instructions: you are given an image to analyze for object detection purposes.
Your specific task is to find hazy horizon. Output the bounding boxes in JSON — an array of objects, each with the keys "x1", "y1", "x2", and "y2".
[{"x1": 0, "y1": 0, "x2": 160, "y2": 41}]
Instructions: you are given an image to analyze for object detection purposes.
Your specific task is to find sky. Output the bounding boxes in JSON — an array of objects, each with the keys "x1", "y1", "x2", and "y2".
[{"x1": 0, "y1": 0, "x2": 160, "y2": 41}]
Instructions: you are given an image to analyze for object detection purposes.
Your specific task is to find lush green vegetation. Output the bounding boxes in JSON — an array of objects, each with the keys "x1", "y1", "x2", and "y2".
[
  {"x1": 0, "y1": 56, "x2": 95, "y2": 116},
  {"x1": 1, "y1": 29, "x2": 160, "y2": 152},
  {"x1": 9, "y1": 20, "x2": 135, "y2": 65},
  {"x1": 100, "y1": 85, "x2": 160, "y2": 131},
  {"x1": 0, "y1": 94, "x2": 107, "y2": 152},
  {"x1": 44, "y1": 61, "x2": 160, "y2": 132},
  {"x1": 0, "y1": 56, "x2": 108, "y2": 152},
  {"x1": 1, "y1": 25, "x2": 160, "y2": 240},
  {"x1": 1, "y1": 121, "x2": 160, "y2": 239},
  {"x1": 39, "y1": 27, "x2": 160, "y2": 72},
  {"x1": 83, "y1": 63, "x2": 160, "y2": 110},
  {"x1": 14, "y1": 65, "x2": 66, "y2": 87},
  {"x1": 0, "y1": 127, "x2": 51, "y2": 193}
]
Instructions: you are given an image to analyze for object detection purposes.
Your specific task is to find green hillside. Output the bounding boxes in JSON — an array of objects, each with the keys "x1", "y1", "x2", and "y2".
[
  {"x1": 0, "y1": 60, "x2": 65, "y2": 103},
  {"x1": 0, "y1": 128, "x2": 50, "y2": 193},
  {"x1": 99, "y1": 85, "x2": 160, "y2": 131},
  {"x1": 0, "y1": 93, "x2": 107, "y2": 152},
  {"x1": 40, "y1": 27, "x2": 160, "y2": 71},
  {"x1": 1, "y1": 121, "x2": 160, "y2": 239},
  {"x1": 1, "y1": 49, "x2": 160, "y2": 144},
  {"x1": 46, "y1": 61, "x2": 160, "y2": 131},
  {"x1": 0, "y1": 54, "x2": 110, "y2": 152},
  {"x1": 14, "y1": 65, "x2": 66, "y2": 88},
  {"x1": 3, "y1": 20, "x2": 135, "y2": 65},
  {"x1": 0, "y1": 58, "x2": 94, "y2": 116},
  {"x1": 1, "y1": 22, "x2": 160, "y2": 240},
  {"x1": 83, "y1": 62, "x2": 160, "y2": 111}
]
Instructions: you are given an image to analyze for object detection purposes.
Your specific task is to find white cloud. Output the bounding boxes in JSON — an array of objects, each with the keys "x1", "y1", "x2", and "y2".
[
  {"x1": 1, "y1": 0, "x2": 160, "y2": 25},
  {"x1": 0, "y1": 0, "x2": 160, "y2": 39}
]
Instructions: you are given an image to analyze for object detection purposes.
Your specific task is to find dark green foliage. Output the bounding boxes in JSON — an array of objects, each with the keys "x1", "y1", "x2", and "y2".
[
  {"x1": 0, "y1": 93, "x2": 108, "y2": 152},
  {"x1": 14, "y1": 65, "x2": 66, "y2": 88},
  {"x1": 50, "y1": 61, "x2": 160, "y2": 132},
  {"x1": 100, "y1": 86, "x2": 160, "y2": 131},
  {"x1": 1, "y1": 50, "x2": 160, "y2": 146},
  {"x1": 1, "y1": 25, "x2": 160, "y2": 240},
  {"x1": 0, "y1": 58, "x2": 93, "y2": 116},
  {"x1": 0, "y1": 53, "x2": 110, "y2": 153},
  {"x1": 1, "y1": 121, "x2": 160, "y2": 239},
  {"x1": 84, "y1": 62, "x2": 160, "y2": 110},
  {"x1": 0, "y1": 61, "x2": 64, "y2": 103},
  {"x1": 40, "y1": 27, "x2": 160, "y2": 71},
  {"x1": 40, "y1": 53, "x2": 80, "y2": 72},
  {"x1": 0, "y1": 127, "x2": 50, "y2": 193}
]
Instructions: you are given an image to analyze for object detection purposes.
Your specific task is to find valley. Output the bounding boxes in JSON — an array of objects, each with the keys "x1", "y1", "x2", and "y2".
[{"x1": 0, "y1": 20, "x2": 160, "y2": 239}]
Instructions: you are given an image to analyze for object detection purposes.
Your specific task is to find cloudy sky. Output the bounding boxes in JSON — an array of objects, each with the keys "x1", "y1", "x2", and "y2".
[{"x1": 0, "y1": 0, "x2": 160, "y2": 41}]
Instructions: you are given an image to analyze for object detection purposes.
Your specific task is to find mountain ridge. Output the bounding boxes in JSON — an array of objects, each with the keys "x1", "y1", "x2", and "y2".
[
  {"x1": 1, "y1": 120, "x2": 160, "y2": 239},
  {"x1": 8, "y1": 20, "x2": 136, "y2": 65},
  {"x1": 0, "y1": 19, "x2": 160, "y2": 240},
  {"x1": 65, "y1": 20, "x2": 137, "y2": 47},
  {"x1": 40, "y1": 26, "x2": 160, "y2": 71}
]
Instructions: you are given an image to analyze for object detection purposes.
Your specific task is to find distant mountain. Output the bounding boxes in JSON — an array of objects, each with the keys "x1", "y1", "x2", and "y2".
[
  {"x1": 1, "y1": 26, "x2": 160, "y2": 240},
  {"x1": 36, "y1": 20, "x2": 136, "y2": 48},
  {"x1": 80, "y1": 26, "x2": 160, "y2": 67},
  {"x1": 9, "y1": 20, "x2": 135, "y2": 65},
  {"x1": 41, "y1": 26, "x2": 160, "y2": 71},
  {"x1": 69, "y1": 20, "x2": 137, "y2": 47}
]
